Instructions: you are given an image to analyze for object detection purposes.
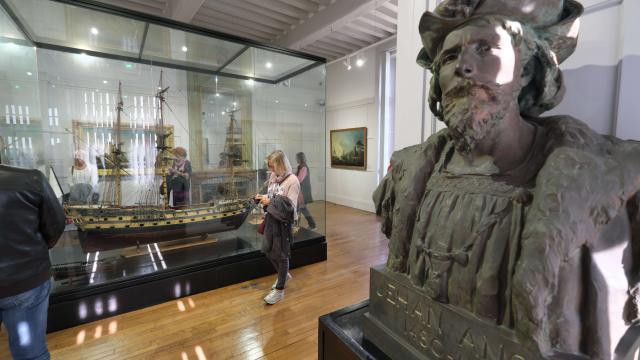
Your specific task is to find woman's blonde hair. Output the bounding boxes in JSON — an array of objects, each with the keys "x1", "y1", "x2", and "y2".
[{"x1": 267, "y1": 150, "x2": 292, "y2": 175}]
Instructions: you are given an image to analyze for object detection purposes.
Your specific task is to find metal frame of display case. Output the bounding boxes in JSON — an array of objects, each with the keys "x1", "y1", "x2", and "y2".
[
  {"x1": 0, "y1": 0, "x2": 327, "y2": 331},
  {"x1": 0, "y1": 0, "x2": 326, "y2": 84}
]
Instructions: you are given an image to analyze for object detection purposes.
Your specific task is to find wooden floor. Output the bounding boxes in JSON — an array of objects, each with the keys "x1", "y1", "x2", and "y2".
[{"x1": 0, "y1": 203, "x2": 388, "y2": 360}]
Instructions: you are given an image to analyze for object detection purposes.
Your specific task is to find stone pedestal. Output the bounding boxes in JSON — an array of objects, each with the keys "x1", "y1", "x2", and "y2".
[{"x1": 363, "y1": 265, "x2": 544, "y2": 360}]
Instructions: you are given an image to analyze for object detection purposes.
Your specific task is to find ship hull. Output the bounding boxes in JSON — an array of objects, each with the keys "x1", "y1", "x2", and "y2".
[{"x1": 77, "y1": 210, "x2": 251, "y2": 252}]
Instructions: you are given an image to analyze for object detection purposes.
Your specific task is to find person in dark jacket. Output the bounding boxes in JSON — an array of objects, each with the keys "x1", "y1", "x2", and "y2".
[
  {"x1": 295, "y1": 152, "x2": 316, "y2": 230},
  {"x1": 255, "y1": 150, "x2": 300, "y2": 305},
  {"x1": 0, "y1": 165, "x2": 66, "y2": 360}
]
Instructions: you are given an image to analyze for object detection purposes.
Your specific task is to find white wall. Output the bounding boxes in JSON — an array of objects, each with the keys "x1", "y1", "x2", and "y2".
[
  {"x1": 394, "y1": 0, "x2": 429, "y2": 150},
  {"x1": 547, "y1": 0, "x2": 625, "y2": 136},
  {"x1": 325, "y1": 39, "x2": 395, "y2": 212}
]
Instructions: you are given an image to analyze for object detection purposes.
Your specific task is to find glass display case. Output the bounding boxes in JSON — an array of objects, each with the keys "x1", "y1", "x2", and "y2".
[{"x1": 0, "y1": 0, "x2": 326, "y2": 330}]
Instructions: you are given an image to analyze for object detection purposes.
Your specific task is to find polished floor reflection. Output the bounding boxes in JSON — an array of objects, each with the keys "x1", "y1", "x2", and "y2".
[{"x1": 0, "y1": 203, "x2": 388, "y2": 359}]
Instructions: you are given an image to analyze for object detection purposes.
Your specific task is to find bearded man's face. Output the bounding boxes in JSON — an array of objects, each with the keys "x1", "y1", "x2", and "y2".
[{"x1": 437, "y1": 21, "x2": 522, "y2": 155}]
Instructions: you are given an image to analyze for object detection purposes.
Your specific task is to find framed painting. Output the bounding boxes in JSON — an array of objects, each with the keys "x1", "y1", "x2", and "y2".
[{"x1": 330, "y1": 127, "x2": 367, "y2": 170}]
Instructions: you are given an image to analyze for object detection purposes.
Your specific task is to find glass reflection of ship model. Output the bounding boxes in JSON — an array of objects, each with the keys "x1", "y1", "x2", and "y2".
[{"x1": 64, "y1": 72, "x2": 253, "y2": 252}]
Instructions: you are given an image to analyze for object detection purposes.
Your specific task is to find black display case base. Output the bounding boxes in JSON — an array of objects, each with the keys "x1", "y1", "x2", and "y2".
[
  {"x1": 48, "y1": 234, "x2": 326, "y2": 332},
  {"x1": 318, "y1": 300, "x2": 390, "y2": 360}
]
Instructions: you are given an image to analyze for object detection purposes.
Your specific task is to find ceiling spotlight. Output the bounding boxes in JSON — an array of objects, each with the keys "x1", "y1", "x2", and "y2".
[
  {"x1": 221, "y1": 111, "x2": 225, "y2": 115},
  {"x1": 265, "y1": 62, "x2": 272, "y2": 69},
  {"x1": 125, "y1": 63, "x2": 133, "y2": 69},
  {"x1": 103, "y1": 80, "x2": 108, "y2": 84},
  {"x1": 232, "y1": 102, "x2": 237, "y2": 106},
  {"x1": 275, "y1": 99, "x2": 279, "y2": 103},
  {"x1": 304, "y1": 104, "x2": 308, "y2": 107},
  {"x1": 90, "y1": 27, "x2": 99, "y2": 35},
  {"x1": 246, "y1": 79, "x2": 254, "y2": 85},
  {"x1": 215, "y1": 93, "x2": 220, "y2": 97},
  {"x1": 26, "y1": 71, "x2": 32, "y2": 76},
  {"x1": 356, "y1": 58, "x2": 365, "y2": 67},
  {"x1": 181, "y1": 46, "x2": 188, "y2": 52}
]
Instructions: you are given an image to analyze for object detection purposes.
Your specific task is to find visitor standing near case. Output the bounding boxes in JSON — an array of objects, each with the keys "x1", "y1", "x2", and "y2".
[
  {"x1": 295, "y1": 152, "x2": 316, "y2": 230},
  {"x1": 167, "y1": 146, "x2": 192, "y2": 207},
  {"x1": 0, "y1": 165, "x2": 66, "y2": 360},
  {"x1": 255, "y1": 150, "x2": 300, "y2": 305}
]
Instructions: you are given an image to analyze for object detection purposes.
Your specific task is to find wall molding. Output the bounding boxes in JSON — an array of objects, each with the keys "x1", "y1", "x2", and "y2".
[
  {"x1": 326, "y1": 193, "x2": 375, "y2": 213},
  {"x1": 326, "y1": 97, "x2": 375, "y2": 112}
]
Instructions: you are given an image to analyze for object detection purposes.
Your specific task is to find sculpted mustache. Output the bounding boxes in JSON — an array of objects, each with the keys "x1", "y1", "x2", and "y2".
[{"x1": 443, "y1": 82, "x2": 496, "y2": 101}]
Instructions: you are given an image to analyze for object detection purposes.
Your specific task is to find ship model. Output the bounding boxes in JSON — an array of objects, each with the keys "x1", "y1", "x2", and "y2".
[{"x1": 65, "y1": 74, "x2": 253, "y2": 252}]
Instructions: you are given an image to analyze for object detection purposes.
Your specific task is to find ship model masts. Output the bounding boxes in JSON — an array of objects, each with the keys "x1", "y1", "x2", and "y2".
[{"x1": 63, "y1": 74, "x2": 254, "y2": 252}]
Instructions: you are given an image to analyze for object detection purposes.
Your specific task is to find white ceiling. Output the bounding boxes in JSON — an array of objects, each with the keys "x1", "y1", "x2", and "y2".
[{"x1": 95, "y1": 0, "x2": 398, "y2": 61}]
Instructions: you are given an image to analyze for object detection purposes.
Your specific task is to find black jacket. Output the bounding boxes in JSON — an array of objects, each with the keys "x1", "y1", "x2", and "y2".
[
  {"x1": 262, "y1": 195, "x2": 295, "y2": 260},
  {"x1": 0, "y1": 165, "x2": 66, "y2": 297}
]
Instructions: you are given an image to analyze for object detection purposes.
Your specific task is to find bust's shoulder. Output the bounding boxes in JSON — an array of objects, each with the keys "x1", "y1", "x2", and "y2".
[
  {"x1": 532, "y1": 115, "x2": 640, "y2": 195},
  {"x1": 532, "y1": 115, "x2": 640, "y2": 159}
]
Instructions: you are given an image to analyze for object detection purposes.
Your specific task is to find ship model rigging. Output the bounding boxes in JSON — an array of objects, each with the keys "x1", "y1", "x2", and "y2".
[{"x1": 65, "y1": 73, "x2": 253, "y2": 251}]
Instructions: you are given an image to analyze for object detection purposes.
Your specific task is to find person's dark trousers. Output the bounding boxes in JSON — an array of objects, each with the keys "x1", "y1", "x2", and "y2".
[
  {"x1": 0, "y1": 280, "x2": 51, "y2": 360},
  {"x1": 172, "y1": 190, "x2": 188, "y2": 206},
  {"x1": 300, "y1": 206, "x2": 316, "y2": 228},
  {"x1": 269, "y1": 257, "x2": 289, "y2": 290}
]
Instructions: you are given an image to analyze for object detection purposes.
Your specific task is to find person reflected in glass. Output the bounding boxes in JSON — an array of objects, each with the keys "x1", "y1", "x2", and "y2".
[
  {"x1": 255, "y1": 150, "x2": 300, "y2": 305},
  {"x1": 69, "y1": 149, "x2": 99, "y2": 204},
  {"x1": 167, "y1": 146, "x2": 192, "y2": 207},
  {"x1": 295, "y1": 152, "x2": 316, "y2": 230}
]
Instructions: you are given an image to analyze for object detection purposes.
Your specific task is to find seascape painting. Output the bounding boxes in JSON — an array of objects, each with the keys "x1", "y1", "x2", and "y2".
[{"x1": 330, "y1": 127, "x2": 366, "y2": 170}]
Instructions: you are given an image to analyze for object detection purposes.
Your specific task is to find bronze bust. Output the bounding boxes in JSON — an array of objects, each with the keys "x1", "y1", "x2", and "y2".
[{"x1": 373, "y1": 1, "x2": 640, "y2": 358}]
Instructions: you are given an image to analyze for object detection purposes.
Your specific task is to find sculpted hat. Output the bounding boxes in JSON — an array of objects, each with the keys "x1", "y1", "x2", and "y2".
[{"x1": 416, "y1": 0, "x2": 584, "y2": 69}]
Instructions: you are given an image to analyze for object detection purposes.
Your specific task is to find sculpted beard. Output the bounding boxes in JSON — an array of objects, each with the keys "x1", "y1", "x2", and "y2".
[{"x1": 442, "y1": 81, "x2": 506, "y2": 155}]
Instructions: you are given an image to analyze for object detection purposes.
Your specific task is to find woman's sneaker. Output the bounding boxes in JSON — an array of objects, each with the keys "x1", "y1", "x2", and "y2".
[
  {"x1": 264, "y1": 289, "x2": 284, "y2": 305},
  {"x1": 272, "y1": 272, "x2": 292, "y2": 289}
]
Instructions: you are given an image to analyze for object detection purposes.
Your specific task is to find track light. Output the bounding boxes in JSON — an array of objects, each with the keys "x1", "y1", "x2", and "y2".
[{"x1": 343, "y1": 57, "x2": 352, "y2": 71}]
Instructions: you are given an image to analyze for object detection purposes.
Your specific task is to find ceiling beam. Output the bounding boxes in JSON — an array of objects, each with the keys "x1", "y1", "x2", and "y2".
[
  {"x1": 275, "y1": 0, "x2": 391, "y2": 50},
  {"x1": 335, "y1": 27, "x2": 379, "y2": 44},
  {"x1": 323, "y1": 31, "x2": 369, "y2": 49},
  {"x1": 277, "y1": 0, "x2": 320, "y2": 13},
  {"x1": 306, "y1": 42, "x2": 344, "y2": 57},
  {"x1": 164, "y1": 0, "x2": 205, "y2": 22},
  {"x1": 346, "y1": 20, "x2": 390, "y2": 38},
  {"x1": 381, "y1": 1, "x2": 398, "y2": 13},
  {"x1": 325, "y1": 31, "x2": 369, "y2": 48},
  {"x1": 301, "y1": 47, "x2": 335, "y2": 60},
  {"x1": 191, "y1": 19, "x2": 271, "y2": 42},
  {"x1": 243, "y1": 0, "x2": 308, "y2": 21},
  {"x1": 315, "y1": 39, "x2": 355, "y2": 54},
  {"x1": 360, "y1": 13, "x2": 396, "y2": 33},
  {"x1": 209, "y1": 0, "x2": 297, "y2": 29},
  {"x1": 202, "y1": 0, "x2": 291, "y2": 31},
  {"x1": 368, "y1": 8, "x2": 396, "y2": 25},
  {"x1": 304, "y1": 44, "x2": 341, "y2": 58},
  {"x1": 196, "y1": 8, "x2": 282, "y2": 35},
  {"x1": 128, "y1": 0, "x2": 166, "y2": 10},
  {"x1": 193, "y1": 13, "x2": 279, "y2": 39},
  {"x1": 97, "y1": 0, "x2": 164, "y2": 16}
]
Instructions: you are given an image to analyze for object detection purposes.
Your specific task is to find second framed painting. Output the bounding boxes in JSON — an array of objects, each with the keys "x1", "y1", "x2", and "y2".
[{"x1": 330, "y1": 127, "x2": 367, "y2": 170}]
